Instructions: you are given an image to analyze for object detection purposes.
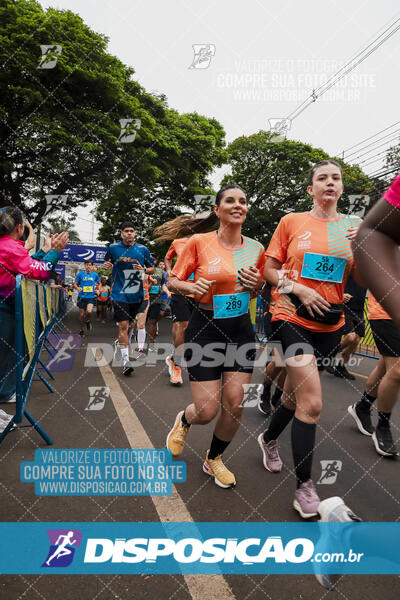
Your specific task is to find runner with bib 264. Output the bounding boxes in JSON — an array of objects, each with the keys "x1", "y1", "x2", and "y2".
[{"x1": 258, "y1": 159, "x2": 362, "y2": 519}]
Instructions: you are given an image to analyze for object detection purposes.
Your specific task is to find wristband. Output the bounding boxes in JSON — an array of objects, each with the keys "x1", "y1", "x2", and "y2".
[{"x1": 256, "y1": 281, "x2": 267, "y2": 295}]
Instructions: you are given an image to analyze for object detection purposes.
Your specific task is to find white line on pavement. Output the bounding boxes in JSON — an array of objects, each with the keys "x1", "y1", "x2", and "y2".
[{"x1": 92, "y1": 347, "x2": 236, "y2": 600}]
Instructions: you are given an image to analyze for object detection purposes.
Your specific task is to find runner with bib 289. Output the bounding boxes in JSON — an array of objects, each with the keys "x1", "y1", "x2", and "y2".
[
  {"x1": 258, "y1": 159, "x2": 362, "y2": 519},
  {"x1": 166, "y1": 184, "x2": 265, "y2": 488}
]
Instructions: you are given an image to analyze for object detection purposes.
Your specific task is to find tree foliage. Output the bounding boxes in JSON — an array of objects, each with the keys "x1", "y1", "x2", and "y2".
[
  {"x1": 0, "y1": 0, "x2": 227, "y2": 240},
  {"x1": 43, "y1": 215, "x2": 80, "y2": 241},
  {"x1": 225, "y1": 132, "x2": 373, "y2": 246}
]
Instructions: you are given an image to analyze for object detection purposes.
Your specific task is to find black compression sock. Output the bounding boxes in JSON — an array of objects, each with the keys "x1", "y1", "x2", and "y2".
[
  {"x1": 261, "y1": 383, "x2": 271, "y2": 401},
  {"x1": 263, "y1": 404, "x2": 295, "y2": 443},
  {"x1": 291, "y1": 417, "x2": 316, "y2": 488},
  {"x1": 181, "y1": 411, "x2": 190, "y2": 427},
  {"x1": 271, "y1": 387, "x2": 283, "y2": 407},
  {"x1": 358, "y1": 391, "x2": 376, "y2": 412},
  {"x1": 208, "y1": 435, "x2": 231, "y2": 459},
  {"x1": 377, "y1": 410, "x2": 391, "y2": 429}
]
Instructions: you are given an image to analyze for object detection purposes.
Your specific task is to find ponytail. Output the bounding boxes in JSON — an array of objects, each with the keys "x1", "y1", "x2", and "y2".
[
  {"x1": 0, "y1": 206, "x2": 24, "y2": 238},
  {"x1": 153, "y1": 183, "x2": 247, "y2": 242},
  {"x1": 153, "y1": 212, "x2": 218, "y2": 242}
]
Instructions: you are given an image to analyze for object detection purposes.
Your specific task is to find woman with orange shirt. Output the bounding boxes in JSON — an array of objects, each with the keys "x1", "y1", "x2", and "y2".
[
  {"x1": 259, "y1": 160, "x2": 361, "y2": 519},
  {"x1": 166, "y1": 184, "x2": 265, "y2": 488}
]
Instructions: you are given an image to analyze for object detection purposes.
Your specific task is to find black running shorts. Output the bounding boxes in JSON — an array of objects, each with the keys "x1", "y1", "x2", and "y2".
[
  {"x1": 171, "y1": 294, "x2": 195, "y2": 323},
  {"x1": 77, "y1": 297, "x2": 96, "y2": 309},
  {"x1": 113, "y1": 301, "x2": 142, "y2": 323},
  {"x1": 272, "y1": 320, "x2": 342, "y2": 363},
  {"x1": 343, "y1": 306, "x2": 365, "y2": 338},
  {"x1": 184, "y1": 307, "x2": 256, "y2": 382},
  {"x1": 370, "y1": 319, "x2": 400, "y2": 357}
]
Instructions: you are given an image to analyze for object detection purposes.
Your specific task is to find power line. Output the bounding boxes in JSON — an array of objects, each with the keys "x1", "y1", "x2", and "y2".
[
  {"x1": 366, "y1": 166, "x2": 398, "y2": 179},
  {"x1": 286, "y1": 17, "x2": 400, "y2": 123},
  {"x1": 340, "y1": 120, "x2": 400, "y2": 155},
  {"x1": 343, "y1": 128, "x2": 400, "y2": 160},
  {"x1": 345, "y1": 134, "x2": 400, "y2": 166}
]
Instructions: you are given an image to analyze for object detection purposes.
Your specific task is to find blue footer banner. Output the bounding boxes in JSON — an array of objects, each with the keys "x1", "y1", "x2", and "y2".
[{"x1": 0, "y1": 522, "x2": 399, "y2": 574}]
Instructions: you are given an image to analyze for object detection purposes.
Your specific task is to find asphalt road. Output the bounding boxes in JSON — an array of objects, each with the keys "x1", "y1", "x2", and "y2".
[{"x1": 1, "y1": 305, "x2": 399, "y2": 600}]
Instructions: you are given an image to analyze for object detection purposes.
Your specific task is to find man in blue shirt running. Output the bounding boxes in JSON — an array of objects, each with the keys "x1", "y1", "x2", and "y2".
[
  {"x1": 74, "y1": 259, "x2": 100, "y2": 336},
  {"x1": 103, "y1": 222, "x2": 154, "y2": 376}
]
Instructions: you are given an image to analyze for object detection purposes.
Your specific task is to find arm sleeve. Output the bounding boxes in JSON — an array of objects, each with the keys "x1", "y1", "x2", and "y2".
[
  {"x1": 40, "y1": 249, "x2": 60, "y2": 266},
  {"x1": 8, "y1": 246, "x2": 60, "y2": 282},
  {"x1": 165, "y1": 242, "x2": 176, "y2": 261},
  {"x1": 75, "y1": 273, "x2": 81, "y2": 285},
  {"x1": 265, "y1": 217, "x2": 288, "y2": 264},
  {"x1": 172, "y1": 236, "x2": 197, "y2": 280},
  {"x1": 31, "y1": 249, "x2": 45, "y2": 260}
]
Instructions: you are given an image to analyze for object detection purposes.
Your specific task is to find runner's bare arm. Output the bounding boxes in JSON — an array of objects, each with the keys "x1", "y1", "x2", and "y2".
[
  {"x1": 354, "y1": 198, "x2": 400, "y2": 330},
  {"x1": 164, "y1": 257, "x2": 173, "y2": 278},
  {"x1": 168, "y1": 275, "x2": 214, "y2": 296}
]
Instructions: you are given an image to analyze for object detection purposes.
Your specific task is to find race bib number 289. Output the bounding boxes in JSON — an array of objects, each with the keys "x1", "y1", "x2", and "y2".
[{"x1": 213, "y1": 292, "x2": 250, "y2": 319}]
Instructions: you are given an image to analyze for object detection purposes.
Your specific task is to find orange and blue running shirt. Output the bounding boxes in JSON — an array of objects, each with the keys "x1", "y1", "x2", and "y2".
[
  {"x1": 266, "y1": 212, "x2": 361, "y2": 332},
  {"x1": 165, "y1": 237, "x2": 191, "y2": 261},
  {"x1": 165, "y1": 237, "x2": 194, "y2": 296},
  {"x1": 368, "y1": 293, "x2": 391, "y2": 320},
  {"x1": 172, "y1": 231, "x2": 266, "y2": 307}
]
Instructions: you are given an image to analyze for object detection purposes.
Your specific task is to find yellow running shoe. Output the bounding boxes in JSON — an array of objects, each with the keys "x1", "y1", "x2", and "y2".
[
  {"x1": 203, "y1": 450, "x2": 236, "y2": 488},
  {"x1": 166, "y1": 411, "x2": 191, "y2": 456}
]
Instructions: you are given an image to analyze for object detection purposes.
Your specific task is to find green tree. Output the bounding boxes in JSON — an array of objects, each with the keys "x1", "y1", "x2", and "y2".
[
  {"x1": 0, "y1": 0, "x2": 178, "y2": 226},
  {"x1": 43, "y1": 215, "x2": 80, "y2": 241},
  {"x1": 225, "y1": 132, "x2": 373, "y2": 246},
  {"x1": 95, "y1": 109, "x2": 228, "y2": 244}
]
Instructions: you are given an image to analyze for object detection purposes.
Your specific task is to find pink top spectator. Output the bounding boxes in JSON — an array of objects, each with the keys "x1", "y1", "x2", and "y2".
[
  {"x1": 383, "y1": 175, "x2": 400, "y2": 209},
  {"x1": 0, "y1": 235, "x2": 59, "y2": 300}
]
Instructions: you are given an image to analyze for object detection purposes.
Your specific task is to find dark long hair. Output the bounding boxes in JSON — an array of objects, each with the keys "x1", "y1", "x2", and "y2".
[
  {"x1": 308, "y1": 160, "x2": 343, "y2": 185},
  {"x1": 153, "y1": 184, "x2": 247, "y2": 241},
  {"x1": 0, "y1": 206, "x2": 24, "y2": 238}
]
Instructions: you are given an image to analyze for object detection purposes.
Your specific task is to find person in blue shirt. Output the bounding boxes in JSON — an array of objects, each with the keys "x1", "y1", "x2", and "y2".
[
  {"x1": 103, "y1": 222, "x2": 154, "y2": 376},
  {"x1": 74, "y1": 259, "x2": 100, "y2": 336}
]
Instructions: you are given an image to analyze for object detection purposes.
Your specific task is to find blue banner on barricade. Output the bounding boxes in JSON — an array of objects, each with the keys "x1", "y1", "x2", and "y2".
[
  {"x1": 0, "y1": 276, "x2": 66, "y2": 445},
  {"x1": 0, "y1": 522, "x2": 399, "y2": 575}
]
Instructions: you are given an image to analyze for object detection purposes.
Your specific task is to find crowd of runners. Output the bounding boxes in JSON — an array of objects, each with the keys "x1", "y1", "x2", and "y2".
[{"x1": 1, "y1": 161, "x2": 400, "y2": 521}]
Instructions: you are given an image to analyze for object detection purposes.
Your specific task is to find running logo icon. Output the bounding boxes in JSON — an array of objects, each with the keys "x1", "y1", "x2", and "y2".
[
  {"x1": 348, "y1": 195, "x2": 370, "y2": 218},
  {"x1": 317, "y1": 460, "x2": 342, "y2": 484},
  {"x1": 42, "y1": 529, "x2": 82, "y2": 567},
  {"x1": 37, "y1": 45, "x2": 62, "y2": 69},
  {"x1": 188, "y1": 44, "x2": 216, "y2": 69},
  {"x1": 86, "y1": 386, "x2": 110, "y2": 411},
  {"x1": 194, "y1": 194, "x2": 215, "y2": 211},
  {"x1": 44, "y1": 195, "x2": 68, "y2": 218},
  {"x1": 45, "y1": 334, "x2": 82, "y2": 372},
  {"x1": 268, "y1": 118, "x2": 291, "y2": 141},
  {"x1": 121, "y1": 269, "x2": 144, "y2": 294},
  {"x1": 240, "y1": 384, "x2": 264, "y2": 407},
  {"x1": 118, "y1": 118, "x2": 141, "y2": 143}
]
